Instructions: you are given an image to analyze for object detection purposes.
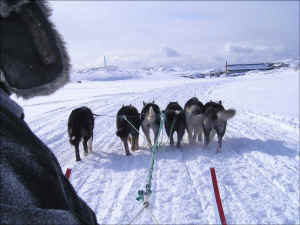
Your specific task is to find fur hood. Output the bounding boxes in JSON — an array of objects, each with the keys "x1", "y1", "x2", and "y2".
[{"x1": 0, "y1": 0, "x2": 70, "y2": 99}]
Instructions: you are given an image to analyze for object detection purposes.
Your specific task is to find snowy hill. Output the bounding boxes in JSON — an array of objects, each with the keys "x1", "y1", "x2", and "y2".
[
  {"x1": 14, "y1": 64, "x2": 299, "y2": 224},
  {"x1": 72, "y1": 59, "x2": 298, "y2": 82}
]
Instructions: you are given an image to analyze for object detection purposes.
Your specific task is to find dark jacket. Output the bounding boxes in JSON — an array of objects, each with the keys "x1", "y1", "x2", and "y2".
[
  {"x1": 0, "y1": 1, "x2": 97, "y2": 223},
  {"x1": 0, "y1": 92, "x2": 98, "y2": 225}
]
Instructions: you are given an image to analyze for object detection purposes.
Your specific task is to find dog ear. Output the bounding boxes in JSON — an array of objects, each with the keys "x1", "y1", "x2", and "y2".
[
  {"x1": 143, "y1": 101, "x2": 146, "y2": 106},
  {"x1": 219, "y1": 100, "x2": 222, "y2": 105}
]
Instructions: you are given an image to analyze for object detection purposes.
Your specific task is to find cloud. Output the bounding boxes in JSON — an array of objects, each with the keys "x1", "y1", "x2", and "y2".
[
  {"x1": 224, "y1": 43, "x2": 255, "y2": 54},
  {"x1": 73, "y1": 48, "x2": 209, "y2": 70},
  {"x1": 224, "y1": 42, "x2": 276, "y2": 55},
  {"x1": 223, "y1": 41, "x2": 290, "y2": 64},
  {"x1": 162, "y1": 47, "x2": 181, "y2": 57},
  {"x1": 50, "y1": 1, "x2": 298, "y2": 69}
]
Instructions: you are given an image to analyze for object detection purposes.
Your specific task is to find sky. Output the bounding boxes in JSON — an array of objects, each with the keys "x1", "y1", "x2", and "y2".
[{"x1": 49, "y1": 1, "x2": 299, "y2": 70}]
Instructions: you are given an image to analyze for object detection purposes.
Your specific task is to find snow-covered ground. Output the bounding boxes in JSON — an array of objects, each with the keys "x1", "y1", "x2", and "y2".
[{"x1": 15, "y1": 66, "x2": 299, "y2": 224}]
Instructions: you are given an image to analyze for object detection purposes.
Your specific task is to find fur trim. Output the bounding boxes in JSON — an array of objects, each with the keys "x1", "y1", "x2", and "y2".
[
  {"x1": 0, "y1": 88, "x2": 24, "y2": 119},
  {"x1": 2, "y1": 0, "x2": 70, "y2": 99},
  {"x1": 217, "y1": 109, "x2": 236, "y2": 121},
  {"x1": 0, "y1": 0, "x2": 29, "y2": 18}
]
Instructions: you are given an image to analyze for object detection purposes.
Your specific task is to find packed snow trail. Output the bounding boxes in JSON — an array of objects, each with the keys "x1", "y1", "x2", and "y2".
[{"x1": 17, "y1": 68, "x2": 299, "y2": 224}]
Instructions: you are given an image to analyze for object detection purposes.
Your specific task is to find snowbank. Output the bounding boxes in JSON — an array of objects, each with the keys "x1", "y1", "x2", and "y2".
[{"x1": 209, "y1": 68, "x2": 299, "y2": 118}]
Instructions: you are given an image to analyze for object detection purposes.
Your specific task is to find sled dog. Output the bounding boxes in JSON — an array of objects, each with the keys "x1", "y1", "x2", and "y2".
[
  {"x1": 68, "y1": 107, "x2": 94, "y2": 161},
  {"x1": 184, "y1": 97, "x2": 205, "y2": 144},
  {"x1": 116, "y1": 105, "x2": 141, "y2": 156},
  {"x1": 203, "y1": 100, "x2": 236, "y2": 152},
  {"x1": 164, "y1": 102, "x2": 186, "y2": 148},
  {"x1": 140, "y1": 101, "x2": 161, "y2": 148}
]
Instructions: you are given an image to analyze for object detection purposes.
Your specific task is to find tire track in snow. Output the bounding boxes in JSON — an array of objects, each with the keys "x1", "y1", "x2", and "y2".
[
  {"x1": 223, "y1": 113, "x2": 299, "y2": 223},
  {"x1": 180, "y1": 148, "x2": 219, "y2": 224},
  {"x1": 152, "y1": 147, "x2": 205, "y2": 224},
  {"x1": 93, "y1": 153, "x2": 150, "y2": 224},
  {"x1": 155, "y1": 79, "x2": 299, "y2": 224},
  {"x1": 180, "y1": 146, "x2": 251, "y2": 224}
]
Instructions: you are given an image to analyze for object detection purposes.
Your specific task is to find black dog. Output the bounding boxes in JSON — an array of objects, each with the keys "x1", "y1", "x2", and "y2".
[
  {"x1": 116, "y1": 105, "x2": 141, "y2": 156},
  {"x1": 164, "y1": 102, "x2": 186, "y2": 148},
  {"x1": 184, "y1": 97, "x2": 205, "y2": 144},
  {"x1": 202, "y1": 100, "x2": 236, "y2": 152},
  {"x1": 68, "y1": 107, "x2": 94, "y2": 161}
]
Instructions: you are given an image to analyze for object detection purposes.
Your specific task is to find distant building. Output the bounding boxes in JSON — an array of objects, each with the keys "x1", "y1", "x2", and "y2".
[{"x1": 226, "y1": 63, "x2": 274, "y2": 74}]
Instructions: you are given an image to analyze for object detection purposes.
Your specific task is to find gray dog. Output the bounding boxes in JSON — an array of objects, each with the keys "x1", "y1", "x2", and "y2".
[
  {"x1": 140, "y1": 101, "x2": 161, "y2": 148},
  {"x1": 184, "y1": 97, "x2": 205, "y2": 144},
  {"x1": 203, "y1": 101, "x2": 236, "y2": 152}
]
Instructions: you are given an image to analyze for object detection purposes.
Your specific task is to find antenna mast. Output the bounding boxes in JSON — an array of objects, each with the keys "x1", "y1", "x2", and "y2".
[{"x1": 104, "y1": 56, "x2": 107, "y2": 68}]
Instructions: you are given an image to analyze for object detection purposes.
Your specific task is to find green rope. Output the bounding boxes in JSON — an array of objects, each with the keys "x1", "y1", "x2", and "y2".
[
  {"x1": 128, "y1": 113, "x2": 165, "y2": 225},
  {"x1": 137, "y1": 112, "x2": 165, "y2": 202},
  {"x1": 158, "y1": 126, "x2": 165, "y2": 147},
  {"x1": 128, "y1": 204, "x2": 147, "y2": 225},
  {"x1": 120, "y1": 115, "x2": 141, "y2": 134}
]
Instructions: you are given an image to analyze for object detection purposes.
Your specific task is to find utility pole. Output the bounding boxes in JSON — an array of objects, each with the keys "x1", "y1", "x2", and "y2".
[
  {"x1": 225, "y1": 60, "x2": 228, "y2": 74},
  {"x1": 104, "y1": 56, "x2": 107, "y2": 68}
]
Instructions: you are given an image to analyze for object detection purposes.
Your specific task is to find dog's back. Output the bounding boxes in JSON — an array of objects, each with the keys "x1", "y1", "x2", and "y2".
[
  {"x1": 184, "y1": 97, "x2": 204, "y2": 124},
  {"x1": 116, "y1": 105, "x2": 140, "y2": 155},
  {"x1": 68, "y1": 107, "x2": 94, "y2": 145},
  {"x1": 141, "y1": 102, "x2": 161, "y2": 127},
  {"x1": 184, "y1": 97, "x2": 205, "y2": 144},
  {"x1": 184, "y1": 97, "x2": 204, "y2": 113},
  {"x1": 165, "y1": 102, "x2": 185, "y2": 134},
  {"x1": 68, "y1": 106, "x2": 94, "y2": 161},
  {"x1": 164, "y1": 102, "x2": 186, "y2": 147},
  {"x1": 140, "y1": 102, "x2": 161, "y2": 147},
  {"x1": 203, "y1": 100, "x2": 235, "y2": 122},
  {"x1": 116, "y1": 105, "x2": 140, "y2": 138}
]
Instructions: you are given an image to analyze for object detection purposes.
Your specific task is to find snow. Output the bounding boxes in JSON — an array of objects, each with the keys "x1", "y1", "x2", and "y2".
[
  {"x1": 72, "y1": 67, "x2": 140, "y2": 82},
  {"x1": 210, "y1": 69, "x2": 299, "y2": 118},
  {"x1": 14, "y1": 65, "x2": 299, "y2": 224}
]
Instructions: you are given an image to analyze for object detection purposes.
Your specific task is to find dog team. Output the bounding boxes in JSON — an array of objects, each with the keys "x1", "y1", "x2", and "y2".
[{"x1": 67, "y1": 97, "x2": 236, "y2": 161}]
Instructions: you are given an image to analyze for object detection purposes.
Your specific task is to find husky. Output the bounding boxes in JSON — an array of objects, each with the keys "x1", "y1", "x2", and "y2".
[
  {"x1": 116, "y1": 105, "x2": 141, "y2": 156},
  {"x1": 184, "y1": 97, "x2": 205, "y2": 144},
  {"x1": 164, "y1": 102, "x2": 186, "y2": 148},
  {"x1": 202, "y1": 100, "x2": 236, "y2": 152},
  {"x1": 140, "y1": 101, "x2": 161, "y2": 148},
  {"x1": 68, "y1": 107, "x2": 94, "y2": 161}
]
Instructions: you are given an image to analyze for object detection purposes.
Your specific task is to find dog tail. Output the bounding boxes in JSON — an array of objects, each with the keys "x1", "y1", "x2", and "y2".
[
  {"x1": 147, "y1": 106, "x2": 156, "y2": 122},
  {"x1": 217, "y1": 109, "x2": 236, "y2": 121}
]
